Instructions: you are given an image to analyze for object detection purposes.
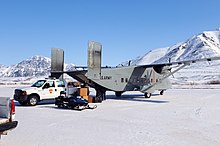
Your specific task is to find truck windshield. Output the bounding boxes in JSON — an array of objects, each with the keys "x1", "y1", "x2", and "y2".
[{"x1": 31, "y1": 80, "x2": 46, "y2": 88}]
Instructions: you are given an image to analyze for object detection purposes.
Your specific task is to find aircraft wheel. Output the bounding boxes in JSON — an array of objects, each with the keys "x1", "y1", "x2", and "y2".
[
  {"x1": 115, "y1": 92, "x2": 122, "y2": 97},
  {"x1": 160, "y1": 90, "x2": 164, "y2": 95},
  {"x1": 144, "y1": 93, "x2": 151, "y2": 98}
]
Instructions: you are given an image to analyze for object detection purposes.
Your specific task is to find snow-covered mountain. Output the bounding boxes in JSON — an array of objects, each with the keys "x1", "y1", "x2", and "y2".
[
  {"x1": 126, "y1": 29, "x2": 220, "y2": 85},
  {"x1": 130, "y1": 29, "x2": 220, "y2": 65},
  {"x1": 0, "y1": 56, "x2": 76, "y2": 77}
]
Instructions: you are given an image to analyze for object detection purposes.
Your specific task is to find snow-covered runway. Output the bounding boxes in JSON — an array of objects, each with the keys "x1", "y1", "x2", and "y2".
[{"x1": 1, "y1": 87, "x2": 220, "y2": 146}]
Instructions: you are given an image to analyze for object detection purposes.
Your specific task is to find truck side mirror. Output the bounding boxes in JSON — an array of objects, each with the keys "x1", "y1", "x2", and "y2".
[{"x1": 43, "y1": 83, "x2": 50, "y2": 89}]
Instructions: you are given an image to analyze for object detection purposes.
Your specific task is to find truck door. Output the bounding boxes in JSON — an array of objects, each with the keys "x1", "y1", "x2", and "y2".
[{"x1": 41, "y1": 81, "x2": 57, "y2": 99}]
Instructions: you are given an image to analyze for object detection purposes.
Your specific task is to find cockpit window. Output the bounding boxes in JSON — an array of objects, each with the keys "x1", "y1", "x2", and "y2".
[{"x1": 31, "y1": 80, "x2": 46, "y2": 88}]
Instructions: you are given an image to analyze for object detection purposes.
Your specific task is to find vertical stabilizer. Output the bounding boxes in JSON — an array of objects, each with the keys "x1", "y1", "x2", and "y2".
[
  {"x1": 51, "y1": 48, "x2": 64, "y2": 79},
  {"x1": 87, "y1": 41, "x2": 102, "y2": 80}
]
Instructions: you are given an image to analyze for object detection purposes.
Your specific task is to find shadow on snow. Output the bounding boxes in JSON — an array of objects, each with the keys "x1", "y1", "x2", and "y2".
[
  {"x1": 14, "y1": 93, "x2": 169, "y2": 107},
  {"x1": 106, "y1": 93, "x2": 169, "y2": 103}
]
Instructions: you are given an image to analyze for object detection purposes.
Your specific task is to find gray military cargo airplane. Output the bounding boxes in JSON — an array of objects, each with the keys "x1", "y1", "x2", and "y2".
[{"x1": 51, "y1": 41, "x2": 220, "y2": 102}]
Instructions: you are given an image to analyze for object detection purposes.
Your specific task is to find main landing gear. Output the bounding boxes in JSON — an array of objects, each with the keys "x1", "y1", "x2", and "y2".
[
  {"x1": 144, "y1": 93, "x2": 151, "y2": 98},
  {"x1": 160, "y1": 90, "x2": 164, "y2": 95},
  {"x1": 115, "y1": 92, "x2": 123, "y2": 97},
  {"x1": 144, "y1": 90, "x2": 165, "y2": 98}
]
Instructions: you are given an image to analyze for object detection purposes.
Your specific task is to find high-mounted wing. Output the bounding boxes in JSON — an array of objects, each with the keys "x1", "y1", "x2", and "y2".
[
  {"x1": 138, "y1": 56, "x2": 220, "y2": 93},
  {"x1": 137, "y1": 56, "x2": 220, "y2": 68}
]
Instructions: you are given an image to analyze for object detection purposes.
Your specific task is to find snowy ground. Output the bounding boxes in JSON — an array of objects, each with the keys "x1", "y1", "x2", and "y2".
[{"x1": 0, "y1": 87, "x2": 220, "y2": 146}]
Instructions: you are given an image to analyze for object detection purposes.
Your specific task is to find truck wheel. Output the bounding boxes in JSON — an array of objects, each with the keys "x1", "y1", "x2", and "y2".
[
  {"x1": 28, "y1": 95, "x2": 38, "y2": 106},
  {"x1": 19, "y1": 101, "x2": 27, "y2": 106}
]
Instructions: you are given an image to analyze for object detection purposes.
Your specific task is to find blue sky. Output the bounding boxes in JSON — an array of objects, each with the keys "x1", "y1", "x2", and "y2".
[{"x1": 0, "y1": 0, "x2": 220, "y2": 66}]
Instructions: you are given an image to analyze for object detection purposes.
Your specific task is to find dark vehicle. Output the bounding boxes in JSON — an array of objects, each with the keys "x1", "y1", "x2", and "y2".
[{"x1": 55, "y1": 92, "x2": 96, "y2": 110}]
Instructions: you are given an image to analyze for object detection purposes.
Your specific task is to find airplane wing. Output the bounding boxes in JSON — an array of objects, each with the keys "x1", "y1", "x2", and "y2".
[
  {"x1": 137, "y1": 56, "x2": 220, "y2": 68},
  {"x1": 138, "y1": 56, "x2": 220, "y2": 93},
  {"x1": 137, "y1": 56, "x2": 220, "y2": 80}
]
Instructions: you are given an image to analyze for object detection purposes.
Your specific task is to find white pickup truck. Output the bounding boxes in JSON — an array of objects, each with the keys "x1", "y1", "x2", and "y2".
[
  {"x1": 14, "y1": 78, "x2": 77, "y2": 106},
  {"x1": 0, "y1": 97, "x2": 18, "y2": 139}
]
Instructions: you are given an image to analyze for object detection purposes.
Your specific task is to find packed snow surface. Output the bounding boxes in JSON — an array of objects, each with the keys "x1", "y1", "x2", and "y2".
[{"x1": 0, "y1": 87, "x2": 220, "y2": 146}]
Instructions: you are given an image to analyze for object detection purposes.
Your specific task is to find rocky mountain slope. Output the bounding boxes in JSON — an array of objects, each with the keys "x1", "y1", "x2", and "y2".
[
  {"x1": 128, "y1": 29, "x2": 220, "y2": 65},
  {"x1": 125, "y1": 29, "x2": 220, "y2": 85},
  {"x1": 0, "y1": 56, "x2": 76, "y2": 77}
]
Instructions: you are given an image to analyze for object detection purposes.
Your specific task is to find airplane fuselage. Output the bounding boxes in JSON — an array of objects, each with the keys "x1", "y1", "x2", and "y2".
[{"x1": 85, "y1": 65, "x2": 171, "y2": 93}]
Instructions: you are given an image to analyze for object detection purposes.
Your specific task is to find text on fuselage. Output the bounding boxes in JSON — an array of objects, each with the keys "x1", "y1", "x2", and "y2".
[{"x1": 101, "y1": 76, "x2": 112, "y2": 80}]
